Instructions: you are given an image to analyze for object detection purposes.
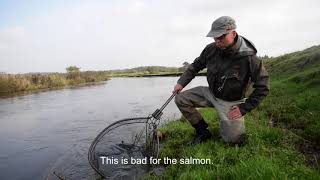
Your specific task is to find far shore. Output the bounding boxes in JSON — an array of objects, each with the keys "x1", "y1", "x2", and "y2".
[
  {"x1": 0, "y1": 81, "x2": 107, "y2": 98},
  {"x1": 111, "y1": 72, "x2": 206, "y2": 77},
  {"x1": 0, "y1": 72, "x2": 207, "y2": 98}
]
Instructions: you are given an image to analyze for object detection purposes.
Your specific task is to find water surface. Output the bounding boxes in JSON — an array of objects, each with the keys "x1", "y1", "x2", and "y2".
[{"x1": 0, "y1": 77, "x2": 207, "y2": 179}]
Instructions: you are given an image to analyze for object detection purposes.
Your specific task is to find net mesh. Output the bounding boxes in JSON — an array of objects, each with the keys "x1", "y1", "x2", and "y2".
[
  {"x1": 88, "y1": 93, "x2": 176, "y2": 179},
  {"x1": 88, "y1": 116, "x2": 159, "y2": 179}
]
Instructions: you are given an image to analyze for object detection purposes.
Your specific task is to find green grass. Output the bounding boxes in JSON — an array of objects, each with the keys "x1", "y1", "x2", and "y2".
[
  {"x1": 260, "y1": 79, "x2": 320, "y2": 144},
  {"x1": 262, "y1": 45, "x2": 320, "y2": 144},
  {"x1": 145, "y1": 108, "x2": 319, "y2": 179}
]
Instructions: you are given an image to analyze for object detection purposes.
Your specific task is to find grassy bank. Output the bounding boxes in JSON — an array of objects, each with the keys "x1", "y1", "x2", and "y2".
[
  {"x1": 146, "y1": 108, "x2": 319, "y2": 179},
  {"x1": 0, "y1": 71, "x2": 110, "y2": 95},
  {"x1": 263, "y1": 45, "x2": 320, "y2": 145},
  {"x1": 145, "y1": 45, "x2": 320, "y2": 179}
]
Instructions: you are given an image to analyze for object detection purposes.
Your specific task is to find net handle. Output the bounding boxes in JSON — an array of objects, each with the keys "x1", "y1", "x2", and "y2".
[
  {"x1": 151, "y1": 92, "x2": 177, "y2": 120},
  {"x1": 159, "y1": 91, "x2": 177, "y2": 112}
]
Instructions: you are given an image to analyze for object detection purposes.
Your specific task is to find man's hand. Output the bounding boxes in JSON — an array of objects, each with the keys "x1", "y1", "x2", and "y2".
[
  {"x1": 228, "y1": 105, "x2": 242, "y2": 120},
  {"x1": 173, "y1": 83, "x2": 183, "y2": 94}
]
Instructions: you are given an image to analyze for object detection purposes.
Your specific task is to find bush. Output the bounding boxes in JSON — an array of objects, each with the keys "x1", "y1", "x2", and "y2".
[{"x1": 48, "y1": 74, "x2": 67, "y2": 88}]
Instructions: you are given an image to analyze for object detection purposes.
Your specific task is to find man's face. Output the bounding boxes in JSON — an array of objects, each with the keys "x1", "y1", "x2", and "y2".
[{"x1": 214, "y1": 31, "x2": 236, "y2": 49}]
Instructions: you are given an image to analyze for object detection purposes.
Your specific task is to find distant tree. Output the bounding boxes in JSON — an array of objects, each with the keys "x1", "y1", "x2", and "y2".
[
  {"x1": 66, "y1": 66, "x2": 80, "y2": 73},
  {"x1": 66, "y1": 66, "x2": 81, "y2": 79}
]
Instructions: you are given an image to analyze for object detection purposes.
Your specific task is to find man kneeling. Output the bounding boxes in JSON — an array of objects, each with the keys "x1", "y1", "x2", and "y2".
[{"x1": 173, "y1": 16, "x2": 269, "y2": 144}]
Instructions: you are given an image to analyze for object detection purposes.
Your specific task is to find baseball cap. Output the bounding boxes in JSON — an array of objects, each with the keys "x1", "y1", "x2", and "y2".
[{"x1": 206, "y1": 16, "x2": 237, "y2": 38}]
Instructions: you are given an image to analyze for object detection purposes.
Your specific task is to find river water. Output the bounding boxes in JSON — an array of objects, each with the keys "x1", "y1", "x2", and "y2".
[{"x1": 0, "y1": 77, "x2": 207, "y2": 180}]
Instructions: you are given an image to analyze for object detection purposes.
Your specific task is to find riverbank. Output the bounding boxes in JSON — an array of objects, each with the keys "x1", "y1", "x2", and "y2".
[
  {"x1": 0, "y1": 72, "x2": 110, "y2": 97},
  {"x1": 0, "y1": 81, "x2": 107, "y2": 98},
  {"x1": 146, "y1": 108, "x2": 319, "y2": 179},
  {"x1": 110, "y1": 71, "x2": 206, "y2": 77}
]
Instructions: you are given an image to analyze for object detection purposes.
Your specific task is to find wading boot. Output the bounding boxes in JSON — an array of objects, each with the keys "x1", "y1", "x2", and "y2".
[{"x1": 189, "y1": 119, "x2": 212, "y2": 145}]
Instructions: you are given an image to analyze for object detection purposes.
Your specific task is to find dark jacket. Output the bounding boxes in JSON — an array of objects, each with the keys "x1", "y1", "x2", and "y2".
[{"x1": 177, "y1": 35, "x2": 269, "y2": 115}]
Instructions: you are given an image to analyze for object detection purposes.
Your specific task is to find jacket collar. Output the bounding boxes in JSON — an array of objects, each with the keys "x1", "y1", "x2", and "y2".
[{"x1": 220, "y1": 34, "x2": 257, "y2": 58}]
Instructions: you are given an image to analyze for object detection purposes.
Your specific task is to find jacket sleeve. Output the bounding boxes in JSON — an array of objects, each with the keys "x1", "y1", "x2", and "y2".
[
  {"x1": 177, "y1": 46, "x2": 208, "y2": 87},
  {"x1": 239, "y1": 55, "x2": 270, "y2": 115}
]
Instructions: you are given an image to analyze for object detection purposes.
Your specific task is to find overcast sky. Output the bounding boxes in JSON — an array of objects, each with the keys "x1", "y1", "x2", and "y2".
[{"x1": 1, "y1": 0, "x2": 319, "y2": 73}]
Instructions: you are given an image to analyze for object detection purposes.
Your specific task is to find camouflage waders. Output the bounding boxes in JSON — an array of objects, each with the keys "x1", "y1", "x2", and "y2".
[{"x1": 175, "y1": 86, "x2": 246, "y2": 143}]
